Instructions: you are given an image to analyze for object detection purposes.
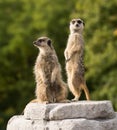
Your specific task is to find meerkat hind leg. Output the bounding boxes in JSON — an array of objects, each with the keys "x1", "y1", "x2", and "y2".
[
  {"x1": 70, "y1": 72, "x2": 82, "y2": 102},
  {"x1": 71, "y1": 91, "x2": 82, "y2": 102}
]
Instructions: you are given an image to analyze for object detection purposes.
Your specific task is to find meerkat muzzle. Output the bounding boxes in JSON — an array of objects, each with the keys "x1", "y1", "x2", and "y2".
[
  {"x1": 33, "y1": 41, "x2": 36, "y2": 44},
  {"x1": 33, "y1": 41, "x2": 41, "y2": 46}
]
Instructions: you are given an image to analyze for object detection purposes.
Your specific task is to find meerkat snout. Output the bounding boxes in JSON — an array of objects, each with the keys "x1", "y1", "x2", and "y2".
[
  {"x1": 33, "y1": 39, "x2": 41, "y2": 46},
  {"x1": 76, "y1": 24, "x2": 79, "y2": 27},
  {"x1": 33, "y1": 38, "x2": 45, "y2": 46}
]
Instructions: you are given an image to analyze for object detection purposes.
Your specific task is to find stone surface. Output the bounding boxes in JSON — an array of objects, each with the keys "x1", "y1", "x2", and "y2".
[
  {"x1": 7, "y1": 113, "x2": 117, "y2": 130},
  {"x1": 7, "y1": 116, "x2": 33, "y2": 130},
  {"x1": 24, "y1": 103, "x2": 57, "y2": 120},
  {"x1": 24, "y1": 101, "x2": 115, "y2": 120},
  {"x1": 7, "y1": 101, "x2": 117, "y2": 130}
]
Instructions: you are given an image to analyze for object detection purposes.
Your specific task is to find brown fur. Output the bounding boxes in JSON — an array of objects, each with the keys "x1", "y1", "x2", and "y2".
[
  {"x1": 64, "y1": 19, "x2": 90, "y2": 101},
  {"x1": 33, "y1": 37, "x2": 68, "y2": 103}
]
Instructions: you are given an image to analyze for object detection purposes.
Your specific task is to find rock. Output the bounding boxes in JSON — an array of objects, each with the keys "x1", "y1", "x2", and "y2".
[
  {"x1": 7, "y1": 101, "x2": 117, "y2": 130},
  {"x1": 7, "y1": 116, "x2": 33, "y2": 130},
  {"x1": 24, "y1": 101, "x2": 115, "y2": 120},
  {"x1": 7, "y1": 113, "x2": 117, "y2": 130},
  {"x1": 24, "y1": 103, "x2": 57, "y2": 120}
]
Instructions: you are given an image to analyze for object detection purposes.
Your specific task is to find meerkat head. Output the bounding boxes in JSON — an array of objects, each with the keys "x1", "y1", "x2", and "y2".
[
  {"x1": 69, "y1": 18, "x2": 85, "y2": 34},
  {"x1": 33, "y1": 37, "x2": 53, "y2": 53}
]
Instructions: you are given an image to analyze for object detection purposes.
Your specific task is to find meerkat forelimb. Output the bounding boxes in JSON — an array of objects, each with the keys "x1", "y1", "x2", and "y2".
[{"x1": 64, "y1": 18, "x2": 90, "y2": 101}]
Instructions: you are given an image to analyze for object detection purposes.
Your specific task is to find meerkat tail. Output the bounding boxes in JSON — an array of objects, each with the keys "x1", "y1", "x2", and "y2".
[{"x1": 81, "y1": 84, "x2": 90, "y2": 100}]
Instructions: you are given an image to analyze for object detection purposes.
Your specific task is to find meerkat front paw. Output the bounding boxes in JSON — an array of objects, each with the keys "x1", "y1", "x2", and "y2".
[
  {"x1": 64, "y1": 50, "x2": 69, "y2": 60},
  {"x1": 65, "y1": 58, "x2": 71, "y2": 63},
  {"x1": 51, "y1": 76, "x2": 56, "y2": 84}
]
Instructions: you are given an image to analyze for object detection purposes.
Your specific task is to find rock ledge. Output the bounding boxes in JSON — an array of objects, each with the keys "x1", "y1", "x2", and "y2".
[{"x1": 7, "y1": 100, "x2": 117, "y2": 130}]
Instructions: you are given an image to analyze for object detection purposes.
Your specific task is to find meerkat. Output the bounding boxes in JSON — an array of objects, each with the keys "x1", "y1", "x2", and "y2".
[
  {"x1": 33, "y1": 36, "x2": 68, "y2": 103},
  {"x1": 64, "y1": 18, "x2": 90, "y2": 101}
]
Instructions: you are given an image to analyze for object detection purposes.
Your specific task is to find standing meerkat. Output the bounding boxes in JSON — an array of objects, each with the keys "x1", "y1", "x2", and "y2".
[
  {"x1": 33, "y1": 37, "x2": 68, "y2": 103},
  {"x1": 64, "y1": 18, "x2": 90, "y2": 101}
]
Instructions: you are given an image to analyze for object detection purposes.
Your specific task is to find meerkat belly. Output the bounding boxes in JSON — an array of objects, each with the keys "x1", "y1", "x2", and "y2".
[
  {"x1": 66, "y1": 53, "x2": 80, "y2": 69},
  {"x1": 36, "y1": 74, "x2": 43, "y2": 85},
  {"x1": 46, "y1": 61, "x2": 61, "y2": 102},
  {"x1": 44, "y1": 61, "x2": 55, "y2": 82},
  {"x1": 66, "y1": 55, "x2": 84, "y2": 78}
]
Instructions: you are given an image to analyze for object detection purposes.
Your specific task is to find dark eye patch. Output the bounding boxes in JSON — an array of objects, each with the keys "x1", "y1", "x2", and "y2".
[
  {"x1": 38, "y1": 39, "x2": 45, "y2": 42},
  {"x1": 77, "y1": 20, "x2": 82, "y2": 24},
  {"x1": 71, "y1": 20, "x2": 75, "y2": 24}
]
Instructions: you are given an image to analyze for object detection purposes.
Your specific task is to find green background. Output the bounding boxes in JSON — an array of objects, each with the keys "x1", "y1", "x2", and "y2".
[{"x1": 0, "y1": 0, "x2": 117, "y2": 129}]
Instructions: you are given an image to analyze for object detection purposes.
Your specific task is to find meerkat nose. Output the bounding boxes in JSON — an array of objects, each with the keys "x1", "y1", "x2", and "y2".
[
  {"x1": 76, "y1": 24, "x2": 79, "y2": 27},
  {"x1": 33, "y1": 41, "x2": 36, "y2": 44}
]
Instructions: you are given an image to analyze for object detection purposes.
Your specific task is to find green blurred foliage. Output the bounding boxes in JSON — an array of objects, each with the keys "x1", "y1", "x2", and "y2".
[{"x1": 0, "y1": 0, "x2": 117, "y2": 129}]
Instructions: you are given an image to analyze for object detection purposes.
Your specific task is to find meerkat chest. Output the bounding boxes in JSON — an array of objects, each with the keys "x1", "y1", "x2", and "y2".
[
  {"x1": 67, "y1": 34, "x2": 83, "y2": 50},
  {"x1": 40, "y1": 55, "x2": 56, "y2": 72}
]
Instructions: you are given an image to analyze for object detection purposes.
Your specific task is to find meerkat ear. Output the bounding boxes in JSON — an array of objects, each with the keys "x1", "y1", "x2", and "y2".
[
  {"x1": 47, "y1": 39, "x2": 52, "y2": 48},
  {"x1": 83, "y1": 21, "x2": 85, "y2": 26}
]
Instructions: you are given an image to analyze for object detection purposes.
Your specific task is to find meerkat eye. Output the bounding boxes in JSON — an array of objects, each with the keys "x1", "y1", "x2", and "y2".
[
  {"x1": 71, "y1": 20, "x2": 75, "y2": 24},
  {"x1": 38, "y1": 39, "x2": 42, "y2": 42},
  {"x1": 77, "y1": 20, "x2": 82, "y2": 24},
  {"x1": 38, "y1": 39, "x2": 44, "y2": 42}
]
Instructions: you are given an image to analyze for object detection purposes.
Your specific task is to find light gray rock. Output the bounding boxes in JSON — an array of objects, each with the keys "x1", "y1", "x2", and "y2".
[
  {"x1": 24, "y1": 103, "x2": 58, "y2": 120},
  {"x1": 7, "y1": 113, "x2": 117, "y2": 130},
  {"x1": 7, "y1": 101, "x2": 117, "y2": 130},
  {"x1": 24, "y1": 101, "x2": 115, "y2": 120},
  {"x1": 7, "y1": 116, "x2": 33, "y2": 130}
]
